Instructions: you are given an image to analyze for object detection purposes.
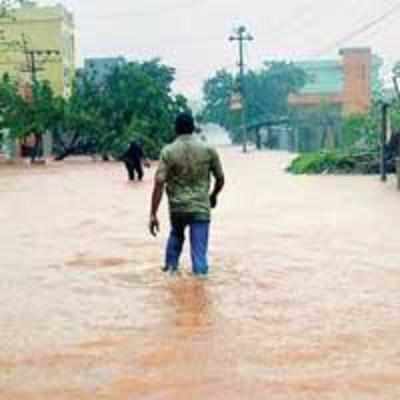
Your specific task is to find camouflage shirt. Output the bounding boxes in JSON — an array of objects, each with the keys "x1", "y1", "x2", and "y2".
[{"x1": 155, "y1": 135, "x2": 224, "y2": 220}]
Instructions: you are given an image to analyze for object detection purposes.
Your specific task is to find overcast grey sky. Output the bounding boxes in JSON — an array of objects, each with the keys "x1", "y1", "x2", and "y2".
[{"x1": 42, "y1": 0, "x2": 400, "y2": 98}]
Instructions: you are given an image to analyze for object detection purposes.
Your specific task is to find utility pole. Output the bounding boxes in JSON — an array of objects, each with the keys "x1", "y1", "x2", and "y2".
[
  {"x1": 19, "y1": 34, "x2": 60, "y2": 162},
  {"x1": 20, "y1": 34, "x2": 60, "y2": 84},
  {"x1": 229, "y1": 26, "x2": 253, "y2": 153},
  {"x1": 380, "y1": 102, "x2": 389, "y2": 182}
]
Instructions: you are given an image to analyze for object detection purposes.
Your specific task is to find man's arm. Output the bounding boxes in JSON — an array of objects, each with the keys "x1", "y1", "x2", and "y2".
[
  {"x1": 149, "y1": 179, "x2": 164, "y2": 236},
  {"x1": 210, "y1": 149, "x2": 225, "y2": 209},
  {"x1": 149, "y1": 150, "x2": 168, "y2": 236},
  {"x1": 210, "y1": 175, "x2": 225, "y2": 209}
]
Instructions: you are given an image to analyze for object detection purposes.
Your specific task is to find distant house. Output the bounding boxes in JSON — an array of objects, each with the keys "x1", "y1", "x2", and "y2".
[
  {"x1": 289, "y1": 48, "x2": 381, "y2": 115},
  {"x1": 0, "y1": 2, "x2": 76, "y2": 98},
  {"x1": 0, "y1": 1, "x2": 75, "y2": 161},
  {"x1": 83, "y1": 57, "x2": 127, "y2": 84}
]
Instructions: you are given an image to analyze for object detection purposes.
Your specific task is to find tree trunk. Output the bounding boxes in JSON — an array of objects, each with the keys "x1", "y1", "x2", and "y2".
[
  {"x1": 255, "y1": 128, "x2": 262, "y2": 150},
  {"x1": 30, "y1": 134, "x2": 43, "y2": 163},
  {"x1": 54, "y1": 132, "x2": 80, "y2": 161},
  {"x1": 54, "y1": 148, "x2": 76, "y2": 161},
  {"x1": 320, "y1": 126, "x2": 328, "y2": 149}
]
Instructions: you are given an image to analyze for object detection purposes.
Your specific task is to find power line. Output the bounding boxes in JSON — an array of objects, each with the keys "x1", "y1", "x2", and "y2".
[
  {"x1": 229, "y1": 26, "x2": 254, "y2": 153},
  {"x1": 248, "y1": 0, "x2": 397, "y2": 62},
  {"x1": 253, "y1": 0, "x2": 377, "y2": 58},
  {"x1": 266, "y1": 0, "x2": 392, "y2": 59},
  {"x1": 60, "y1": 0, "x2": 400, "y2": 100},
  {"x1": 18, "y1": 34, "x2": 61, "y2": 83},
  {"x1": 313, "y1": 1, "x2": 400, "y2": 57},
  {"x1": 260, "y1": 0, "x2": 327, "y2": 43},
  {"x1": 272, "y1": 0, "x2": 358, "y2": 51},
  {"x1": 64, "y1": 0, "x2": 400, "y2": 61}
]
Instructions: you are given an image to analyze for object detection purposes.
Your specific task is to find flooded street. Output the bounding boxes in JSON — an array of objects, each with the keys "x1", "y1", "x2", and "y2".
[{"x1": 1, "y1": 147, "x2": 400, "y2": 399}]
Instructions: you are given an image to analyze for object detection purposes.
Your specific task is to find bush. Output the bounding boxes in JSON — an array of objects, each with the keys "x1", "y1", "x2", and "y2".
[
  {"x1": 287, "y1": 150, "x2": 378, "y2": 175},
  {"x1": 341, "y1": 114, "x2": 378, "y2": 149}
]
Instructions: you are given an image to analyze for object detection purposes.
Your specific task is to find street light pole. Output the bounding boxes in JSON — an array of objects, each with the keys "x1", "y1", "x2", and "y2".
[
  {"x1": 229, "y1": 26, "x2": 253, "y2": 153},
  {"x1": 19, "y1": 34, "x2": 61, "y2": 163},
  {"x1": 20, "y1": 34, "x2": 60, "y2": 85},
  {"x1": 380, "y1": 102, "x2": 389, "y2": 182}
]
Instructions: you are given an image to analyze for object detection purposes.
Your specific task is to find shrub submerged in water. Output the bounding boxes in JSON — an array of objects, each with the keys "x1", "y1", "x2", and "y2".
[{"x1": 287, "y1": 150, "x2": 379, "y2": 175}]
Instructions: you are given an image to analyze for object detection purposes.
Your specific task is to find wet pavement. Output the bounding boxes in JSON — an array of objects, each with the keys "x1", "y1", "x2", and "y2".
[{"x1": 1, "y1": 148, "x2": 400, "y2": 399}]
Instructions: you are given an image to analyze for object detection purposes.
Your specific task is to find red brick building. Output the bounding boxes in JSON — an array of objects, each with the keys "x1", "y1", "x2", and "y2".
[{"x1": 289, "y1": 48, "x2": 380, "y2": 115}]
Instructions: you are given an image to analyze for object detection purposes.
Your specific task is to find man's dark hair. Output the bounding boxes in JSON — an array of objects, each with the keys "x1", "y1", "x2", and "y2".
[{"x1": 175, "y1": 112, "x2": 195, "y2": 135}]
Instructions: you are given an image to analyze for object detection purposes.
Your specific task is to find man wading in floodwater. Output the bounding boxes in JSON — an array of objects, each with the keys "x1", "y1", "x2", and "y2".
[
  {"x1": 122, "y1": 141, "x2": 145, "y2": 182},
  {"x1": 149, "y1": 113, "x2": 225, "y2": 275}
]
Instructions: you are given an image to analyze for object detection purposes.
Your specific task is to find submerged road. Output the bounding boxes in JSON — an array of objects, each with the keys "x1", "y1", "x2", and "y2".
[{"x1": 1, "y1": 148, "x2": 399, "y2": 399}]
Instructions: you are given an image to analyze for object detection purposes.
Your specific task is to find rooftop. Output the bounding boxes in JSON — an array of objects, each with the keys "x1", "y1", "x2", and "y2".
[{"x1": 3, "y1": 2, "x2": 74, "y2": 25}]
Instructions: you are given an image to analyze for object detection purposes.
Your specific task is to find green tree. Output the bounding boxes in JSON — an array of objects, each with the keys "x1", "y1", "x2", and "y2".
[
  {"x1": 96, "y1": 59, "x2": 187, "y2": 159},
  {"x1": 246, "y1": 62, "x2": 306, "y2": 123},
  {"x1": 0, "y1": 74, "x2": 59, "y2": 160},
  {"x1": 341, "y1": 112, "x2": 379, "y2": 149},
  {"x1": 201, "y1": 69, "x2": 236, "y2": 133},
  {"x1": 0, "y1": 74, "x2": 23, "y2": 135},
  {"x1": 201, "y1": 62, "x2": 306, "y2": 143},
  {"x1": 53, "y1": 73, "x2": 103, "y2": 160},
  {"x1": 54, "y1": 59, "x2": 188, "y2": 160},
  {"x1": 0, "y1": 59, "x2": 187, "y2": 161}
]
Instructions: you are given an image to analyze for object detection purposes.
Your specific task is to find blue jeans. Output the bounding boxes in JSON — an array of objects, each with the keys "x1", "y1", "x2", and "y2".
[{"x1": 166, "y1": 216, "x2": 210, "y2": 275}]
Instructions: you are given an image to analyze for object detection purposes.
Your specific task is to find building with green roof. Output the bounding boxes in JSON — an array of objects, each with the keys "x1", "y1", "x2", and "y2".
[{"x1": 290, "y1": 48, "x2": 381, "y2": 115}]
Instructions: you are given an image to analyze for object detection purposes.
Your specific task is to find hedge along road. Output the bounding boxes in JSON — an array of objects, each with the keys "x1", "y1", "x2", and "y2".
[{"x1": 0, "y1": 147, "x2": 399, "y2": 399}]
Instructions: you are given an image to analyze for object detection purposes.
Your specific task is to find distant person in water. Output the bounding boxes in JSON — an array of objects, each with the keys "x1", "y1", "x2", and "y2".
[
  {"x1": 149, "y1": 112, "x2": 225, "y2": 276},
  {"x1": 122, "y1": 141, "x2": 145, "y2": 181}
]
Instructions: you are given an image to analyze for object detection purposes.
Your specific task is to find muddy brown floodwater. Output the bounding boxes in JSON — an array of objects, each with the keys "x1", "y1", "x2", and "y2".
[{"x1": 1, "y1": 148, "x2": 400, "y2": 400}]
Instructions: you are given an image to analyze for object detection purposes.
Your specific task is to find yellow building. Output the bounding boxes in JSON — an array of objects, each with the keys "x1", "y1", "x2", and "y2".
[{"x1": 0, "y1": 1, "x2": 75, "y2": 97}]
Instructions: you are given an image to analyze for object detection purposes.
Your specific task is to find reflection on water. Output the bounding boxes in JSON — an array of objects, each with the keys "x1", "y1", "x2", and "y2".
[
  {"x1": 167, "y1": 277, "x2": 213, "y2": 336},
  {"x1": 1, "y1": 149, "x2": 400, "y2": 399}
]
